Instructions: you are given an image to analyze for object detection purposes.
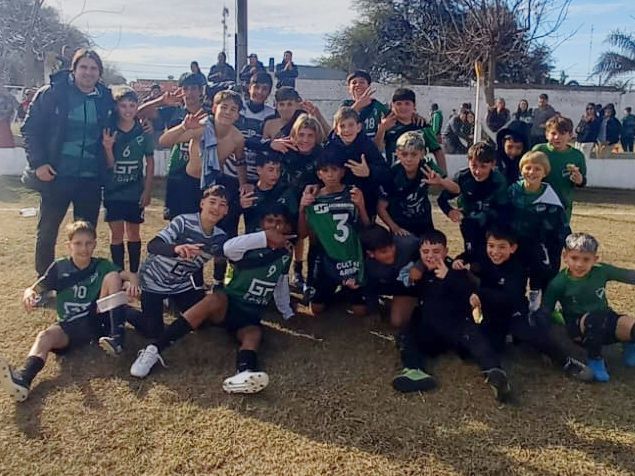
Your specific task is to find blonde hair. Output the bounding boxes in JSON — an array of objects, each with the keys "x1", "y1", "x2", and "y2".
[
  {"x1": 65, "y1": 220, "x2": 96, "y2": 241},
  {"x1": 396, "y1": 131, "x2": 425, "y2": 152},
  {"x1": 290, "y1": 113, "x2": 324, "y2": 145},
  {"x1": 519, "y1": 151, "x2": 551, "y2": 176}
]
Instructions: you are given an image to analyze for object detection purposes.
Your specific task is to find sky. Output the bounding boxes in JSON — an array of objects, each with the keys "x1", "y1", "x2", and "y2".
[{"x1": 50, "y1": 0, "x2": 634, "y2": 84}]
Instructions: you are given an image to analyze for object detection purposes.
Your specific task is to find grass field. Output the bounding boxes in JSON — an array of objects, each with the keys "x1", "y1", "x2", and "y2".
[{"x1": 0, "y1": 176, "x2": 634, "y2": 476}]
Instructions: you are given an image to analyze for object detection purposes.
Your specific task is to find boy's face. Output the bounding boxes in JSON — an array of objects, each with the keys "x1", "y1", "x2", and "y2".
[
  {"x1": 213, "y1": 99, "x2": 240, "y2": 125},
  {"x1": 67, "y1": 232, "x2": 96, "y2": 264},
  {"x1": 200, "y1": 194, "x2": 229, "y2": 223},
  {"x1": 503, "y1": 139, "x2": 523, "y2": 159},
  {"x1": 563, "y1": 249, "x2": 598, "y2": 278},
  {"x1": 249, "y1": 82, "x2": 271, "y2": 104},
  {"x1": 294, "y1": 127, "x2": 317, "y2": 154},
  {"x1": 468, "y1": 157, "x2": 494, "y2": 182},
  {"x1": 277, "y1": 99, "x2": 300, "y2": 121},
  {"x1": 116, "y1": 99, "x2": 138, "y2": 121},
  {"x1": 419, "y1": 242, "x2": 448, "y2": 269},
  {"x1": 486, "y1": 237, "x2": 517, "y2": 265},
  {"x1": 396, "y1": 148, "x2": 423, "y2": 173},
  {"x1": 183, "y1": 85, "x2": 203, "y2": 107},
  {"x1": 368, "y1": 244, "x2": 396, "y2": 265},
  {"x1": 261, "y1": 214, "x2": 291, "y2": 234},
  {"x1": 317, "y1": 165, "x2": 345, "y2": 187},
  {"x1": 521, "y1": 162, "x2": 547, "y2": 188},
  {"x1": 257, "y1": 162, "x2": 281, "y2": 188},
  {"x1": 348, "y1": 77, "x2": 370, "y2": 99},
  {"x1": 392, "y1": 100, "x2": 415, "y2": 121},
  {"x1": 546, "y1": 128, "x2": 572, "y2": 151},
  {"x1": 335, "y1": 118, "x2": 362, "y2": 145}
]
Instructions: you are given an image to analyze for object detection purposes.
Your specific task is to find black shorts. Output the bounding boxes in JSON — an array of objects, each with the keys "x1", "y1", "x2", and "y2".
[
  {"x1": 572, "y1": 308, "x2": 620, "y2": 343},
  {"x1": 104, "y1": 200, "x2": 145, "y2": 223},
  {"x1": 58, "y1": 311, "x2": 110, "y2": 350},
  {"x1": 224, "y1": 298, "x2": 263, "y2": 333}
]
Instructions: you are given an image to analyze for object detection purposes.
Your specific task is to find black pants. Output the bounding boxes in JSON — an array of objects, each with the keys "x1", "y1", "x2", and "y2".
[
  {"x1": 621, "y1": 135, "x2": 634, "y2": 153},
  {"x1": 36, "y1": 178, "x2": 102, "y2": 275},
  {"x1": 460, "y1": 218, "x2": 488, "y2": 263},
  {"x1": 518, "y1": 239, "x2": 561, "y2": 292},
  {"x1": 139, "y1": 289, "x2": 206, "y2": 339}
]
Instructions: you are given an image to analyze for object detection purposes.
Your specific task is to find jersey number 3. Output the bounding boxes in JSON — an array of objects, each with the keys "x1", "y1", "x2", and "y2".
[{"x1": 333, "y1": 213, "x2": 350, "y2": 243}]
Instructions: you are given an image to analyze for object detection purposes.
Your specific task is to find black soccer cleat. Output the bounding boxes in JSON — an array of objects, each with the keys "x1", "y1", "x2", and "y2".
[{"x1": 484, "y1": 368, "x2": 512, "y2": 403}]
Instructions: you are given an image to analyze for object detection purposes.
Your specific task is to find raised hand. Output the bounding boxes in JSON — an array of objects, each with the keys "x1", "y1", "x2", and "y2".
[
  {"x1": 162, "y1": 88, "x2": 186, "y2": 107},
  {"x1": 448, "y1": 209, "x2": 463, "y2": 223},
  {"x1": 265, "y1": 228, "x2": 293, "y2": 249},
  {"x1": 432, "y1": 256, "x2": 449, "y2": 279},
  {"x1": 300, "y1": 100, "x2": 319, "y2": 116},
  {"x1": 350, "y1": 186, "x2": 366, "y2": 209},
  {"x1": 102, "y1": 128, "x2": 117, "y2": 150},
  {"x1": 270, "y1": 137, "x2": 298, "y2": 153},
  {"x1": 175, "y1": 243, "x2": 204, "y2": 260},
  {"x1": 345, "y1": 153, "x2": 370, "y2": 178},
  {"x1": 300, "y1": 185, "x2": 317, "y2": 209},
  {"x1": 380, "y1": 111, "x2": 398, "y2": 131},
  {"x1": 422, "y1": 166, "x2": 442, "y2": 186},
  {"x1": 240, "y1": 189, "x2": 256, "y2": 208},
  {"x1": 182, "y1": 110, "x2": 207, "y2": 130},
  {"x1": 354, "y1": 86, "x2": 376, "y2": 108}
]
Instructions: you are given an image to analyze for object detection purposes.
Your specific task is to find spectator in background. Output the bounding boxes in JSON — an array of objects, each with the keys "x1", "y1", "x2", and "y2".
[
  {"x1": 239, "y1": 53, "x2": 266, "y2": 86},
  {"x1": 530, "y1": 93, "x2": 557, "y2": 147},
  {"x1": 621, "y1": 107, "x2": 635, "y2": 153},
  {"x1": 275, "y1": 50, "x2": 299, "y2": 89},
  {"x1": 486, "y1": 97, "x2": 510, "y2": 133},
  {"x1": 595, "y1": 103, "x2": 604, "y2": 118},
  {"x1": 430, "y1": 103, "x2": 443, "y2": 140},
  {"x1": 21, "y1": 48, "x2": 114, "y2": 276},
  {"x1": 208, "y1": 52, "x2": 236, "y2": 84},
  {"x1": 442, "y1": 109, "x2": 470, "y2": 154},
  {"x1": 510, "y1": 99, "x2": 532, "y2": 138},
  {"x1": 465, "y1": 110, "x2": 476, "y2": 146},
  {"x1": 17, "y1": 89, "x2": 35, "y2": 121},
  {"x1": 189, "y1": 61, "x2": 207, "y2": 86},
  {"x1": 596, "y1": 103, "x2": 622, "y2": 158},
  {"x1": 574, "y1": 102, "x2": 600, "y2": 160}
]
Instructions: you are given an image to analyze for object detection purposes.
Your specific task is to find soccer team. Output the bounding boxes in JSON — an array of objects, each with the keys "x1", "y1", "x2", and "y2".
[{"x1": 2, "y1": 60, "x2": 635, "y2": 405}]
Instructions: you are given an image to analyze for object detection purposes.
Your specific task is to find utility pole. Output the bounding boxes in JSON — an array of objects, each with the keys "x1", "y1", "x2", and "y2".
[
  {"x1": 235, "y1": 0, "x2": 248, "y2": 83},
  {"x1": 222, "y1": 5, "x2": 229, "y2": 57}
]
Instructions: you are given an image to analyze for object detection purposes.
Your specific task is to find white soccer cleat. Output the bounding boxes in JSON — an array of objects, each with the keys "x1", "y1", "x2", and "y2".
[
  {"x1": 222, "y1": 370, "x2": 269, "y2": 394},
  {"x1": 0, "y1": 355, "x2": 30, "y2": 403},
  {"x1": 130, "y1": 345, "x2": 165, "y2": 378}
]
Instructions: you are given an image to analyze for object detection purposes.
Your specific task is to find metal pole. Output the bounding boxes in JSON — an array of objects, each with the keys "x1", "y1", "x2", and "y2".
[{"x1": 236, "y1": 0, "x2": 248, "y2": 84}]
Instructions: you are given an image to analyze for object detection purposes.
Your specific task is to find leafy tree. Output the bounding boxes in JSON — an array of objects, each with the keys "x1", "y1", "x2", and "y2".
[{"x1": 594, "y1": 30, "x2": 635, "y2": 84}]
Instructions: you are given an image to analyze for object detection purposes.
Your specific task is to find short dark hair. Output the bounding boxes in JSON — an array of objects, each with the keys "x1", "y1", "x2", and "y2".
[
  {"x1": 71, "y1": 48, "x2": 104, "y2": 75},
  {"x1": 203, "y1": 184, "x2": 228, "y2": 200},
  {"x1": 346, "y1": 70, "x2": 372, "y2": 85},
  {"x1": 250, "y1": 72, "x2": 273, "y2": 89},
  {"x1": 420, "y1": 229, "x2": 447, "y2": 247},
  {"x1": 316, "y1": 154, "x2": 345, "y2": 171},
  {"x1": 539, "y1": 93, "x2": 549, "y2": 101},
  {"x1": 259, "y1": 204, "x2": 291, "y2": 225},
  {"x1": 213, "y1": 90, "x2": 243, "y2": 110},
  {"x1": 283, "y1": 50, "x2": 293, "y2": 56},
  {"x1": 392, "y1": 88, "x2": 416, "y2": 104},
  {"x1": 431, "y1": 103, "x2": 439, "y2": 111},
  {"x1": 275, "y1": 86, "x2": 301, "y2": 103},
  {"x1": 468, "y1": 142, "x2": 496, "y2": 163},
  {"x1": 360, "y1": 225, "x2": 394, "y2": 252},
  {"x1": 486, "y1": 226, "x2": 517, "y2": 245},
  {"x1": 255, "y1": 153, "x2": 282, "y2": 168},
  {"x1": 113, "y1": 86, "x2": 139, "y2": 103},
  {"x1": 626, "y1": 107, "x2": 632, "y2": 114}
]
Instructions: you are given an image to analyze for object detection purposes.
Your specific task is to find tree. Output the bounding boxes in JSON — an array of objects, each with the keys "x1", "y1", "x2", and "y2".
[
  {"x1": 593, "y1": 30, "x2": 635, "y2": 85},
  {"x1": 102, "y1": 63, "x2": 127, "y2": 86}
]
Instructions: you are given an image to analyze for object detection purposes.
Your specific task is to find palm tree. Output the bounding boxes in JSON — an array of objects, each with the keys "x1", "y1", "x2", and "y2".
[{"x1": 594, "y1": 30, "x2": 635, "y2": 84}]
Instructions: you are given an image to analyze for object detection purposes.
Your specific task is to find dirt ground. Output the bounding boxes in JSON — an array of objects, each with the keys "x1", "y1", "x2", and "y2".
[{"x1": 0, "y1": 176, "x2": 634, "y2": 476}]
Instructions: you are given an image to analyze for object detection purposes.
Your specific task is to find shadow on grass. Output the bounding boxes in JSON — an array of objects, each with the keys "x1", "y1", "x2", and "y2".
[{"x1": 0, "y1": 177, "x2": 38, "y2": 205}]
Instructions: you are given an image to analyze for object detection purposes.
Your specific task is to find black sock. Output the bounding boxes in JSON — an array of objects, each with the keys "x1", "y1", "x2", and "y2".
[
  {"x1": 237, "y1": 349, "x2": 258, "y2": 372},
  {"x1": 20, "y1": 356, "x2": 45, "y2": 385},
  {"x1": 154, "y1": 315, "x2": 193, "y2": 352},
  {"x1": 127, "y1": 241, "x2": 142, "y2": 273},
  {"x1": 213, "y1": 258, "x2": 227, "y2": 283},
  {"x1": 293, "y1": 260, "x2": 303, "y2": 275},
  {"x1": 110, "y1": 244, "x2": 125, "y2": 270},
  {"x1": 396, "y1": 331, "x2": 425, "y2": 370},
  {"x1": 108, "y1": 305, "x2": 126, "y2": 345}
]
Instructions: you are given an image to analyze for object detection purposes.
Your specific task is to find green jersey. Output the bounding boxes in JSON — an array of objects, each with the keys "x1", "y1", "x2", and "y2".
[
  {"x1": 384, "y1": 122, "x2": 441, "y2": 166},
  {"x1": 224, "y1": 233, "x2": 292, "y2": 308},
  {"x1": 532, "y1": 143, "x2": 586, "y2": 222},
  {"x1": 341, "y1": 99, "x2": 389, "y2": 138},
  {"x1": 167, "y1": 142, "x2": 190, "y2": 177},
  {"x1": 543, "y1": 263, "x2": 635, "y2": 325},
  {"x1": 508, "y1": 181, "x2": 566, "y2": 244},
  {"x1": 430, "y1": 110, "x2": 443, "y2": 136},
  {"x1": 104, "y1": 122, "x2": 154, "y2": 202},
  {"x1": 305, "y1": 187, "x2": 365, "y2": 284},
  {"x1": 34, "y1": 257, "x2": 119, "y2": 322}
]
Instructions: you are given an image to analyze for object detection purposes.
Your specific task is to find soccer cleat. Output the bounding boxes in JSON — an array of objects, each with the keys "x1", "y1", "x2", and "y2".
[
  {"x1": 484, "y1": 368, "x2": 512, "y2": 403},
  {"x1": 587, "y1": 358, "x2": 610, "y2": 382},
  {"x1": 0, "y1": 355, "x2": 30, "y2": 403},
  {"x1": 130, "y1": 345, "x2": 166, "y2": 378},
  {"x1": 222, "y1": 370, "x2": 269, "y2": 394},
  {"x1": 98, "y1": 336, "x2": 123, "y2": 356},
  {"x1": 562, "y1": 357, "x2": 594, "y2": 382},
  {"x1": 623, "y1": 343, "x2": 635, "y2": 367},
  {"x1": 392, "y1": 368, "x2": 437, "y2": 393},
  {"x1": 528, "y1": 290, "x2": 542, "y2": 312}
]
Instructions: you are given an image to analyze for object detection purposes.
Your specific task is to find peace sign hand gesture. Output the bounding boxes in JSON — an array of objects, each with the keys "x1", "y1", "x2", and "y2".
[{"x1": 102, "y1": 128, "x2": 117, "y2": 151}]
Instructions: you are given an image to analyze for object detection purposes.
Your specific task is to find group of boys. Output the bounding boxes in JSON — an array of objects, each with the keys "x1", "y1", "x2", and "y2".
[{"x1": 2, "y1": 69, "x2": 635, "y2": 406}]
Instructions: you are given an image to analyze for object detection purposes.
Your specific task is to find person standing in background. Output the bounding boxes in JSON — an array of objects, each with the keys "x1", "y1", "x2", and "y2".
[
  {"x1": 530, "y1": 94, "x2": 557, "y2": 147},
  {"x1": 621, "y1": 107, "x2": 635, "y2": 153},
  {"x1": 430, "y1": 103, "x2": 443, "y2": 141},
  {"x1": 575, "y1": 103, "x2": 600, "y2": 160},
  {"x1": 208, "y1": 52, "x2": 236, "y2": 84},
  {"x1": 275, "y1": 50, "x2": 299, "y2": 89}
]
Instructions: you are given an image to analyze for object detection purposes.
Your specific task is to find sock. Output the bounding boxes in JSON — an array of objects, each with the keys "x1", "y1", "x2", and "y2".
[
  {"x1": 396, "y1": 331, "x2": 425, "y2": 370},
  {"x1": 154, "y1": 315, "x2": 193, "y2": 352},
  {"x1": 108, "y1": 305, "x2": 126, "y2": 346},
  {"x1": 237, "y1": 349, "x2": 258, "y2": 372},
  {"x1": 213, "y1": 259, "x2": 227, "y2": 283},
  {"x1": 110, "y1": 243, "x2": 125, "y2": 270},
  {"x1": 293, "y1": 260, "x2": 303, "y2": 275},
  {"x1": 127, "y1": 241, "x2": 142, "y2": 273},
  {"x1": 20, "y1": 356, "x2": 45, "y2": 385}
]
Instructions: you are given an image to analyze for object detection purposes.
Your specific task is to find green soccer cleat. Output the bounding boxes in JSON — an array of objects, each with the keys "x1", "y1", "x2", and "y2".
[{"x1": 392, "y1": 368, "x2": 437, "y2": 393}]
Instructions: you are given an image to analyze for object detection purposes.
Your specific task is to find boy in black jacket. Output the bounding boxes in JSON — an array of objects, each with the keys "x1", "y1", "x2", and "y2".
[{"x1": 495, "y1": 127, "x2": 528, "y2": 185}]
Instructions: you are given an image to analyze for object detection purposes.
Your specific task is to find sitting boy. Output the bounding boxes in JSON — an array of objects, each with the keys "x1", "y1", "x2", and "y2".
[
  {"x1": 374, "y1": 87, "x2": 447, "y2": 172},
  {"x1": 298, "y1": 155, "x2": 371, "y2": 317},
  {"x1": 495, "y1": 127, "x2": 528, "y2": 186},
  {"x1": 458, "y1": 227, "x2": 592, "y2": 381},
  {"x1": 378, "y1": 131, "x2": 458, "y2": 238},
  {"x1": 508, "y1": 151, "x2": 567, "y2": 310},
  {"x1": 408, "y1": 230, "x2": 513, "y2": 402},
  {"x1": 361, "y1": 225, "x2": 436, "y2": 392},
  {"x1": 532, "y1": 115, "x2": 586, "y2": 223},
  {"x1": 130, "y1": 210, "x2": 295, "y2": 394},
  {"x1": 438, "y1": 142, "x2": 508, "y2": 263},
  {"x1": 0, "y1": 221, "x2": 139, "y2": 402},
  {"x1": 340, "y1": 70, "x2": 389, "y2": 139},
  {"x1": 539, "y1": 233, "x2": 635, "y2": 382}
]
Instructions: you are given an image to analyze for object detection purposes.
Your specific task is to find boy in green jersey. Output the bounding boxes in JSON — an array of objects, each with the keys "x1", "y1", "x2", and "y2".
[
  {"x1": 539, "y1": 233, "x2": 635, "y2": 382},
  {"x1": 532, "y1": 115, "x2": 586, "y2": 223},
  {"x1": 298, "y1": 155, "x2": 371, "y2": 317},
  {"x1": 102, "y1": 87, "x2": 155, "y2": 273},
  {"x1": 340, "y1": 70, "x2": 389, "y2": 139},
  {"x1": 129, "y1": 210, "x2": 294, "y2": 394},
  {"x1": 0, "y1": 221, "x2": 139, "y2": 402}
]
